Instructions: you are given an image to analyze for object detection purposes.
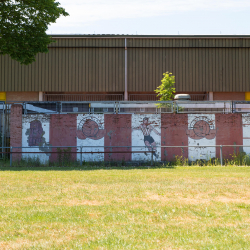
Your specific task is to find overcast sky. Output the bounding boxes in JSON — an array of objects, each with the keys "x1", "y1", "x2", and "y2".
[{"x1": 47, "y1": 0, "x2": 250, "y2": 35}]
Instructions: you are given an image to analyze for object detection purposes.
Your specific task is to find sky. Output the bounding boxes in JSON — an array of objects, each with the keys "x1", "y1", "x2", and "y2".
[{"x1": 47, "y1": 0, "x2": 250, "y2": 35}]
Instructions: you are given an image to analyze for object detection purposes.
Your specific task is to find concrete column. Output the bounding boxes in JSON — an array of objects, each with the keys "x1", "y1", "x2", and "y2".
[
  {"x1": 39, "y1": 92, "x2": 43, "y2": 101},
  {"x1": 209, "y1": 92, "x2": 213, "y2": 101}
]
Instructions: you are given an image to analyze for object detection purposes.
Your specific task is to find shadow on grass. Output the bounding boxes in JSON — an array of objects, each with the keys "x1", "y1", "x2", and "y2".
[{"x1": 0, "y1": 159, "x2": 175, "y2": 171}]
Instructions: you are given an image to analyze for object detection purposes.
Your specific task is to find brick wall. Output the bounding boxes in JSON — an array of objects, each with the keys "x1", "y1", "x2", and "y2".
[
  {"x1": 215, "y1": 114, "x2": 243, "y2": 159},
  {"x1": 10, "y1": 110, "x2": 247, "y2": 163},
  {"x1": 6, "y1": 92, "x2": 39, "y2": 102},
  {"x1": 49, "y1": 114, "x2": 77, "y2": 162},
  {"x1": 10, "y1": 104, "x2": 22, "y2": 161},
  {"x1": 213, "y1": 92, "x2": 245, "y2": 101},
  {"x1": 161, "y1": 114, "x2": 188, "y2": 161}
]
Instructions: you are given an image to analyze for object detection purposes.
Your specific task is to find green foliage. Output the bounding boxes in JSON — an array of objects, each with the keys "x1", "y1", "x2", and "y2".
[
  {"x1": 0, "y1": 0, "x2": 69, "y2": 64},
  {"x1": 225, "y1": 151, "x2": 250, "y2": 166},
  {"x1": 155, "y1": 72, "x2": 176, "y2": 101},
  {"x1": 56, "y1": 147, "x2": 72, "y2": 165}
]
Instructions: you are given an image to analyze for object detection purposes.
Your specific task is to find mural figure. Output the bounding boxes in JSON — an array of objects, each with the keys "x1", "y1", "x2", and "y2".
[
  {"x1": 24, "y1": 118, "x2": 51, "y2": 157},
  {"x1": 77, "y1": 116, "x2": 106, "y2": 140},
  {"x1": 186, "y1": 116, "x2": 216, "y2": 140},
  {"x1": 134, "y1": 117, "x2": 161, "y2": 158},
  {"x1": 28, "y1": 120, "x2": 44, "y2": 146}
]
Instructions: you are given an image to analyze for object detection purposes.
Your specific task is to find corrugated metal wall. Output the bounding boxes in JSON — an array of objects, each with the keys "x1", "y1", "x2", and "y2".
[
  {"x1": 1, "y1": 36, "x2": 250, "y2": 92},
  {"x1": 0, "y1": 38, "x2": 125, "y2": 92},
  {"x1": 127, "y1": 47, "x2": 250, "y2": 92}
]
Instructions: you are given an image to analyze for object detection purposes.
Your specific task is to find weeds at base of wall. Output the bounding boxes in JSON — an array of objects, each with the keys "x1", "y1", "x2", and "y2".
[{"x1": 1, "y1": 152, "x2": 250, "y2": 168}]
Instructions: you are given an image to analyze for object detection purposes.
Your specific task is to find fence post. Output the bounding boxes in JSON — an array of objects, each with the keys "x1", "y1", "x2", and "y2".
[
  {"x1": 10, "y1": 146, "x2": 12, "y2": 167},
  {"x1": 220, "y1": 145, "x2": 223, "y2": 166},
  {"x1": 151, "y1": 150, "x2": 153, "y2": 166},
  {"x1": 80, "y1": 146, "x2": 83, "y2": 165}
]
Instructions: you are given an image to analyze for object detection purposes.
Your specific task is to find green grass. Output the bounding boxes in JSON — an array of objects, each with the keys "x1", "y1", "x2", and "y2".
[{"x1": 0, "y1": 165, "x2": 249, "y2": 249}]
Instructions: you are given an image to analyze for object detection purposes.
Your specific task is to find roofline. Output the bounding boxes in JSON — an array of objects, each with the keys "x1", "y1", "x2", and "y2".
[{"x1": 49, "y1": 34, "x2": 250, "y2": 39}]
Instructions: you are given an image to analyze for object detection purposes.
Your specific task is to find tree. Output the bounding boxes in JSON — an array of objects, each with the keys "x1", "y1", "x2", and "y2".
[
  {"x1": 0, "y1": 0, "x2": 69, "y2": 65},
  {"x1": 155, "y1": 72, "x2": 176, "y2": 101}
]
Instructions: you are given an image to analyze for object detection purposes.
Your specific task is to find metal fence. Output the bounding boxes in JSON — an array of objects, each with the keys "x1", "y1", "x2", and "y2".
[
  {"x1": 0, "y1": 102, "x2": 10, "y2": 159},
  {"x1": 43, "y1": 93, "x2": 209, "y2": 102},
  {"x1": 4, "y1": 100, "x2": 250, "y2": 114},
  {"x1": 21, "y1": 101, "x2": 175, "y2": 114},
  {"x1": 1, "y1": 144, "x2": 249, "y2": 167},
  {"x1": 232, "y1": 101, "x2": 250, "y2": 113},
  {"x1": 176, "y1": 101, "x2": 232, "y2": 114},
  {"x1": 43, "y1": 94, "x2": 124, "y2": 102}
]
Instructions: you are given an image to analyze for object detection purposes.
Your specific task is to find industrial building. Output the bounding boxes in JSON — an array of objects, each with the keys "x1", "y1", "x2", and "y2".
[{"x1": 1, "y1": 34, "x2": 250, "y2": 102}]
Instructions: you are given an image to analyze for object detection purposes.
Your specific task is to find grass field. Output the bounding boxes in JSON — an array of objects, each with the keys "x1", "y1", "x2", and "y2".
[{"x1": 0, "y1": 165, "x2": 249, "y2": 249}]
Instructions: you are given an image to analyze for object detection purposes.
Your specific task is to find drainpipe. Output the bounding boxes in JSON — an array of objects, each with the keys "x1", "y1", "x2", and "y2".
[{"x1": 124, "y1": 38, "x2": 128, "y2": 101}]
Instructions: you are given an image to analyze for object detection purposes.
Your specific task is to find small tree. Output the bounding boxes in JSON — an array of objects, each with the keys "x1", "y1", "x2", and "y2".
[{"x1": 155, "y1": 72, "x2": 176, "y2": 101}]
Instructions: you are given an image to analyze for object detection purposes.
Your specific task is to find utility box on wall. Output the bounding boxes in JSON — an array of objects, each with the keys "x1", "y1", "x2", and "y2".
[
  {"x1": 245, "y1": 92, "x2": 250, "y2": 101},
  {"x1": 0, "y1": 92, "x2": 6, "y2": 102}
]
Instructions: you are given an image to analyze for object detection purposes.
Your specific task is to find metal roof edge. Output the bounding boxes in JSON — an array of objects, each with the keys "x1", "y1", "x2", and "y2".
[{"x1": 49, "y1": 34, "x2": 250, "y2": 39}]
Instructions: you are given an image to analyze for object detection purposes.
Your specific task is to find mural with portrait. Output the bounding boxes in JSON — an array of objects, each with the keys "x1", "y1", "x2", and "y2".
[
  {"x1": 22, "y1": 115, "x2": 51, "y2": 163},
  {"x1": 77, "y1": 114, "x2": 106, "y2": 161},
  {"x1": 186, "y1": 114, "x2": 216, "y2": 161},
  {"x1": 132, "y1": 114, "x2": 161, "y2": 161}
]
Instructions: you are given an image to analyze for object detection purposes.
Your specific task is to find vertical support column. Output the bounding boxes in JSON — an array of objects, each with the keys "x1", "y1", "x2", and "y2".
[
  {"x1": 10, "y1": 104, "x2": 23, "y2": 162},
  {"x1": 220, "y1": 145, "x2": 223, "y2": 166},
  {"x1": 39, "y1": 92, "x2": 43, "y2": 101},
  {"x1": 209, "y1": 92, "x2": 213, "y2": 101},
  {"x1": 124, "y1": 38, "x2": 128, "y2": 101}
]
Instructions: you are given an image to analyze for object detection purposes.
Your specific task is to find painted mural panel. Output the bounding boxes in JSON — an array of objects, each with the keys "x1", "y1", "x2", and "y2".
[
  {"x1": 132, "y1": 114, "x2": 161, "y2": 161},
  {"x1": 242, "y1": 114, "x2": 250, "y2": 154},
  {"x1": 22, "y1": 115, "x2": 51, "y2": 163},
  {"x1": 187, "y1": 114, "x2": 216, "y2": 161},
  {"x1": 77, "y1": 114, "x2": 105, "y2": 162}
]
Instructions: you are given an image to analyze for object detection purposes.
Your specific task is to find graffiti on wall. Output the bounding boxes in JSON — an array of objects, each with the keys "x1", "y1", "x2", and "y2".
[
  {"x1": 22, "y1": 115, "x2": 51, "y2": 162},
  {"x1": 187, "y1": 115, "x2": 216, "y2": 161},
  {"x1": 132, "y1": 114, "x2": 161, "y2": 161},
  {"x1": 77, "y1": 114, "x2": 106, "y2": 161}
]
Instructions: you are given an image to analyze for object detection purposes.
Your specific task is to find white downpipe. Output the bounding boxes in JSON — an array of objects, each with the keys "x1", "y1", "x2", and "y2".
[{"x1": 124, "y1": 38, "x2": 128, "y2": 101}]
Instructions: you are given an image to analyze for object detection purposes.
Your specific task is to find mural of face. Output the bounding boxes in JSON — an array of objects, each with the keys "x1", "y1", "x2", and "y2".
[
  {"x1": 143, "y1": 117, "x2": 149, "y2": 125},
  {"x1": 77, "y1": 114, "x2": 106, "y2": 162},
  {"x1": 187, "y1": 115, "x2": 216, "y2": 161},
  {"x1": 77, "y1": 116, "x2": 106, "y2": 140}
]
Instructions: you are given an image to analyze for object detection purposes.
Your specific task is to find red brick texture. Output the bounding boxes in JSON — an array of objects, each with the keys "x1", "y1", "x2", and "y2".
[
  {"x1": 6, "y1": 92, "x2": 39, "y2": 102},
  {"x1": 10, "y1": 104, "x2": 23, "y2": 161},
  {"x1": 215, "y1": 114, "x2": 243, "y2": 159},
  {"x1": 10, "y1": 110, "x2": 246, "y2": 162},
  {"x1": 161, "y1": 114, "x2": 188, "y2": 161},
  {"x1": 104, "y1": 114, "x2": 131, "y2": 161},
  {"x1": 213, "y1": 92, "x2": 245, "y2": 101},
  {"x1": 49, "y1": 114, "x2": 77, "y2": 162}
]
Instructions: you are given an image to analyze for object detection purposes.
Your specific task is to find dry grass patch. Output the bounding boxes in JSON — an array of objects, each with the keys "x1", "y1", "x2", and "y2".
[{"x1": 0, "y1": 166, "x2": 249, "y2": 249}]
